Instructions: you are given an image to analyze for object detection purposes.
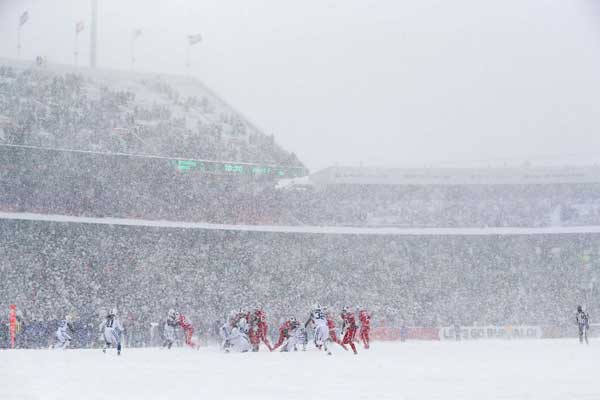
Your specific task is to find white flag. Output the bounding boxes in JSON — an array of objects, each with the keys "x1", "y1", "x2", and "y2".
[
  {"x1": 75, "y1": 21, "x2": 85, "y2": 34},
  {"x1": 188, "y1": 34, "x2": 202, "y2": 46},
  {"x1": 19, "y1": 11, "x2": 29, "y2": 26}
]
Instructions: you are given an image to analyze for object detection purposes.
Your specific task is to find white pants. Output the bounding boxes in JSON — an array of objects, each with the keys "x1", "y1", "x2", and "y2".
[
  {"x1": 228, "y1": 329, "x2": 251, "y2": 352},
  {"x1": 314, "y1": 324, "x2": 328, "y2": 346},
  {"x1": 104, "y1": 328, "x2": 121, "y2": 346},
  {"x1": 282, "y1": 333, "x2": 304, "y2": 352},
  {"x1": 163, "y1": 324, "x2": 176, "y2": 343},
  {"x1": 56, "y1": 331, "x2": 71, "y2": 348}
]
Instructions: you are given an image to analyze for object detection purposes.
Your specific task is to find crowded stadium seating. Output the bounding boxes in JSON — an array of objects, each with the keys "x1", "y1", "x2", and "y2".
[
  {"x1": 2, "y1": 60, "x2": 600, "y2": 349},
  {"x1": 1, "y1": 216, "x2": 599, "y2": 347},
  {"x1": 280, "y1": 182, "x2": 600, "y2": 227},
  {"x1": 0, "y1": 60, "x2": 302, "y2": 224},
  {"x1": 3, "y1": 61, "x2": 600, "y2": 228},
  {"x1": 0, "y1": 61, "x2": 300, "y2": 166}
]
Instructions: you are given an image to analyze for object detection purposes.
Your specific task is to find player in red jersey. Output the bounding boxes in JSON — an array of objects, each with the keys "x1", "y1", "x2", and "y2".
[
  {"x1": 358, "y1": 307, "x2": 371, "y2": 349},
  {"x1": 248, "y1": 311, "x2": 261, "y2": 351},
  {"x1": 248, "y1": 309, "x2": 272, "y2": 351},
  {"x1": 340, "y1": 307, "x2": 358, "y2": 354},
  {"x1": 325, "y1": 308, "x2": 347, "y2": 350},
  {"x1": 176, "y1": 312, "x2": 198, "y2": 349},
  {"x1": 270, "y1": 318, "x2": 294, "y2": 351},
  {"x1": 255, "y1": 309, "x2": 273, "y2": 351}
]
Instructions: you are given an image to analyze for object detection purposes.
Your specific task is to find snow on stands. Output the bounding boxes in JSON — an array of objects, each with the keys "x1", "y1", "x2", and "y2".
[{"x1": 2, "y1": 340, "x2": 598, "y2": 400}]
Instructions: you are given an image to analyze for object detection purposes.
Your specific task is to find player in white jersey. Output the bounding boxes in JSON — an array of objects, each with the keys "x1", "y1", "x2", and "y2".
[
  {"x1": 162, "y1": 309, "x2": 178, "y2": 349},
  {"x1": 220, "y1": 322, "x2": 232, "y2": 350},
  {"x1": 225, "y1": 311, "x2": 251, "y2": 353},
  {"x1": 55, "y1": 315, "x2": 75, "y2": 349},
  {"x1": 101, "y1": 308, "x2": 124, "y2": 355},
  {"x1": 281, "y1": 318, "x2": 307, "y2": 352},
  {"x1": 305, "y1": 304, "x2": 329, "y2": 351},
  {"x1": 219, "y1": 310, "x2": 238, "y2": 351}
]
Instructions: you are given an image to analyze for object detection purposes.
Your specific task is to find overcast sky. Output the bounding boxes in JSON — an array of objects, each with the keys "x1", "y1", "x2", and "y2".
[{"x1": 1, "y1": 0, "x2": 600, "y2": 171}]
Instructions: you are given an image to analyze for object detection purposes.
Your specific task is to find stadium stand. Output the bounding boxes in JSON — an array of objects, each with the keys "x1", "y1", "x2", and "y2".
[
  {"x1": 0, "y1": 60, "x2": 300, "y2": 166},
  {"x1": 281, "y1": 166, "x2": 600, "y2": 228},
  {"x1": 0, "y1": 60, "x2": 304, "y2": 224},
  {"x1": 1, "y1": 60, "x2": 600, "y2": 348},
  {"x1": 1, "y1": 215, "x2": 599, "y2": 348},
  {"x1": 3, "y1": 60, "x2": 600, "y2": 228}
]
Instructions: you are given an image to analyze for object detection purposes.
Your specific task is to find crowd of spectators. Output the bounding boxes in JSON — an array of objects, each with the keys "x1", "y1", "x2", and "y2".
[
  {"x1": 0, "y1": 145, "x2": 288, "y2": 225},
  {"x1": 3, "y1": 143, "x2": 600, "y2": 228},
  {"x1": 3, "y1": 62, "x2": 600, "y2": 229},
  {"x1": 280, "y1": 183, "x2": 600, "y2": 228},
  {"x1": 1, "y1": 218, "x2": 598, "y2": 348},
  {"x1": 2, "y1": 61, "x2": 600, "y2": 349},
  {"x1": 0, "y1": 62, "x2": 301, "y2": 225},
  {"x1": 0, "y1": 64, "x2": 300, "y2": 166}
]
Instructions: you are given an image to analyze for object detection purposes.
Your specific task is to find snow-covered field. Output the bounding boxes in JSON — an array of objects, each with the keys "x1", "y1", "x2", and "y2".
[{"x1": 2, "y1": 339, "x2": 597, "y2": 400}]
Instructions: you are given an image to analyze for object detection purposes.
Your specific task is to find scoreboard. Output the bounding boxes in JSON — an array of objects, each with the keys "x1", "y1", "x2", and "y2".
[
  {"x1": 0, "y1": 143, "x2": 308, "y2": 179},
  {"x1": 170, "y1": 159, "x2": 307, "y2": 178}
]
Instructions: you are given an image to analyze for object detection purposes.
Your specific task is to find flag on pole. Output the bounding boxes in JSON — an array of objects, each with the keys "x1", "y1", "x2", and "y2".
[
  {"x1": 188, "y1": 34, "x2": 202, "y2": 46},
  {"x1": 76, "y1": 21, "x2": 85, "y2": 34},
  {"x1": 19, "y1": 11, "x2": 29, "y2": 26},
  {"x1": 132, "y1": 29, "x2": 142, "y2": 40}
]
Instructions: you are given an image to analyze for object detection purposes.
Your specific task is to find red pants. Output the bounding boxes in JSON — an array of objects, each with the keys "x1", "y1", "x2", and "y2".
[
  {"x1": 342, "y1": 328, "x2": 357, "y2": 354},
  {"x1": 329, "y1": 330, "x2": 348, "y2": 350},
  {"x1": 258, "y1": 324, "x2": 272, "y2": 351},
  {"x1": 249, "y1": 329, "x2": 260, "y2": 349},
  {"x1": 184, "y1": 328, "x2": 197, "y2": 349},
  {"x1": 259, "y1": 333, "x2": 272, "y2": 351},
  {"x1": 249, "y1": 329, "x2": 272, "y2": 351},
  {"x1": 359, "y1": 327, "x2": 370, "y2": 349},
  {"x1": 271, "y1": 332, "x2": 287, "y2": 351}
]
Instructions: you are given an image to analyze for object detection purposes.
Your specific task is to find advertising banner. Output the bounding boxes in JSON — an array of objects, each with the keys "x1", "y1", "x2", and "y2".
[{"x1": 439, "y1": 325, "x2": 542, "y2": 341}]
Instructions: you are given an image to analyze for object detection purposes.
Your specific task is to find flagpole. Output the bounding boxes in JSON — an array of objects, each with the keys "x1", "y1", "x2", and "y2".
[
  {"x1": 130, "y1": 30, "x2": 141, "y2": 70},
  {"x1": 74, "y1": 31, "x2": 79, "y2": 66},
  {"x1": 17, "y1": 12, "x2": 27, "y2": 58},
  {"x1": 17, "y1": 25, "x2": 21, "y2": 57},
  {"x1": 130, "y1": 36, "x2": 135, "y2": 70},
  {"x1": 186, "y1": 41, "x2": 191, "y2": 75},
  {"x1": 186, "y1": 34, "x2": 202, "y2": 76}
]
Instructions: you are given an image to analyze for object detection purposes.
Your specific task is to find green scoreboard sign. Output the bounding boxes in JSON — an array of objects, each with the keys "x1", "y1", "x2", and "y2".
[{"x1": 170, "y1": 159, "x2": 306, "y2": 178}]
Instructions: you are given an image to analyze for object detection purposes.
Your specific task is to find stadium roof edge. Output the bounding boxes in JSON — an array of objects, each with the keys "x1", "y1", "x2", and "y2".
[{"x1": 309, "y1": 165, "x2": 600, "y2": 186}]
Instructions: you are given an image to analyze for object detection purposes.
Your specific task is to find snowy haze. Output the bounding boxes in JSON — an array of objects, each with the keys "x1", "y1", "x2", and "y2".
[{"x1": 1, "y1": 0, "x2": 600, "y2": 170}]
